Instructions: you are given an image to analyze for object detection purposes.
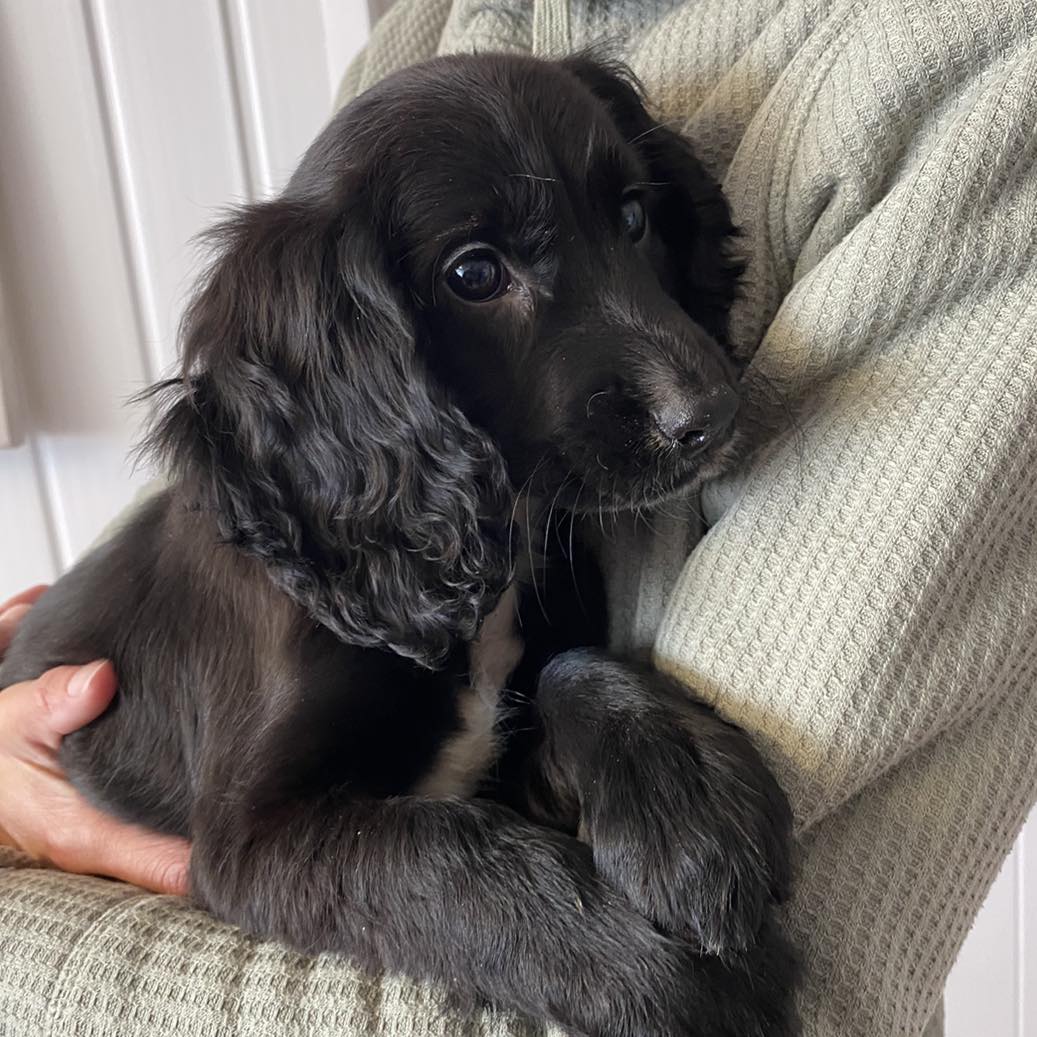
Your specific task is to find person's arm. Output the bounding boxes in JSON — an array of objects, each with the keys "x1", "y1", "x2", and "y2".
[{"x1": 0, "y1": 588, "x2": 190, "y2": 895}]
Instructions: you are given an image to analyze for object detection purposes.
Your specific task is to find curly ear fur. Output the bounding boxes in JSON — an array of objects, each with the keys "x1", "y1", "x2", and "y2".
[
  {"x1": 144, "y1": 196, "x2": 513, "y2": 668},
  {"x1": 562, "y1": 54, "x2": 744, "y2": 349}
]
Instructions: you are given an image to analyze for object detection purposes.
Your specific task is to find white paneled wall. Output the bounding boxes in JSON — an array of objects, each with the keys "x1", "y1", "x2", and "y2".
[
  {"x1": 0, "y1": 0, "x2": 366, "y2": 578},
  {"x1": 0, "y1": 2, "x2": 1030, "y2": 1031}
]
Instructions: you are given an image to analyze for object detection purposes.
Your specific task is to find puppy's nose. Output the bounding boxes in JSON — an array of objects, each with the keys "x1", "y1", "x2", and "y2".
[{"x1": 652, "y1": 384, "x2": 739, "y2": 447}]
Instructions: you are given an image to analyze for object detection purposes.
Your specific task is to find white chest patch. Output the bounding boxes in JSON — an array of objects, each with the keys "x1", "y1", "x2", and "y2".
[{"x1": 414, "y1": 585, "x2": 524, "y2": 798}]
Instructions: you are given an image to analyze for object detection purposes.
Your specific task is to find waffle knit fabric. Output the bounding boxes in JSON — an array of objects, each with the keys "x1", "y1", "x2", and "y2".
[{"x1": 2, "y1": 2, "x2": 1036, "y2": 1036}]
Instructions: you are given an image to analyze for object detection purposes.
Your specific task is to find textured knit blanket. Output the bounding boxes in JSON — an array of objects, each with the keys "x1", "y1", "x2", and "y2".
[{"x1": 2, "y1": 2, "x2": 1036, "y2": 1035}]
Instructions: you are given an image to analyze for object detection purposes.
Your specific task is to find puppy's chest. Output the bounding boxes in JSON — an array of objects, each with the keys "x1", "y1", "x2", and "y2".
[{"x1": 413, "y1": 584, "x2": 524, "y2": 798}]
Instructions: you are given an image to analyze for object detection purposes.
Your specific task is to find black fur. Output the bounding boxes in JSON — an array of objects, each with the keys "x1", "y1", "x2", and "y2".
[{"x1": 0, "y1": 54, "x2": 797, "y2": 1036}]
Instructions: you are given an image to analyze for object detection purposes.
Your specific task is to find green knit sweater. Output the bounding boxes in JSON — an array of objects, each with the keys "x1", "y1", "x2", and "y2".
[{"x1": 2, "y1": 2, "x2": 1035, "y2": 1035}]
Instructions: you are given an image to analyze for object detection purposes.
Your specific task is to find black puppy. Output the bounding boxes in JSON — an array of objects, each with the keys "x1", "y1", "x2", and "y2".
[{"x1": 1, "y1": 54, "x2": 797, "y2": 1037}]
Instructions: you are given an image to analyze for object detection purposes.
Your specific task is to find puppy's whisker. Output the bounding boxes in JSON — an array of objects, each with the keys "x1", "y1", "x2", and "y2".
[
  {"x1": 637, "y1": 490, "x2": 666, "y2": 536},
  {"x1": 521, "y1": 468, "x2": 552, "y2": 625},
  {"x1": 625, "y1": 118, "x2": 683, "y2": 146},
  {"x1": 567, "y1": 476, "x2": 590, "y2": 617},
  {"x1": 507, "y1": 173, "x2": 559, "y2": 183},
  {"x1": 752, "y1": 367, "x2": 807, "y2": 491},
  {"x1": 507, "y1": 452, "x2": 549, "y2": 576},
  {"x1": 507, "y1": 474, "x2": 534, "y2": 551},
  {"x1": 605, "y1": 477, "x2": 613, "y2": 543},
  {"x1": 634, "y1": 497, "x2": 654, "y2": 536},
  {"x1": 543, "y1": 470, "x2": 571, "y2": 571},
  {"x1": 571, "y1": 476, "x2": 587, "y2": 533},
  {"x1": 538, "y1": 470, "x2": 574, "y2": 616},
  {"x1": 585, "y1": 390, "x2": 609, "y2": 418}
]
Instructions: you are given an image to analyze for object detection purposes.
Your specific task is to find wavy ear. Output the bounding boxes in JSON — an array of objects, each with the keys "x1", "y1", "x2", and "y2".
[
  {"x1": 562, "y1": 54, "x2": 744, "y2": 349},
  {"x1": 145, "y1": 196, "x2": 513, "y2": 668}
]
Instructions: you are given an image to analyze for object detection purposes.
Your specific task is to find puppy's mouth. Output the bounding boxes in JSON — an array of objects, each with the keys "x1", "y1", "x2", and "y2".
[{"x1": 521, "y1": 414, "x2": 742, "y2": 515}]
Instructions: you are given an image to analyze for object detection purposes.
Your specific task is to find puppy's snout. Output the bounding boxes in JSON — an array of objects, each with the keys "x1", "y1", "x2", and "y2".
[{"x1": 651, "y1": 383, "x2": 739, "y2": 448}]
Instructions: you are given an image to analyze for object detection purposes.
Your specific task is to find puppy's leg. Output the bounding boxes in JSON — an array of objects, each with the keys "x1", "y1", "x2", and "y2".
[
  {"x1": 191, "y1": 793, "x2": 789, "y2": 1037},
  {"x1": 528, "y1": 649, "x2": 794, "y2": 959}
]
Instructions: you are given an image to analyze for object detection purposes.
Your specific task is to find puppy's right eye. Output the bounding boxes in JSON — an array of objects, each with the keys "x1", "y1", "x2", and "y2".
[{"x1": 444, "y1": 248, "x2": 506, "y2": 302}]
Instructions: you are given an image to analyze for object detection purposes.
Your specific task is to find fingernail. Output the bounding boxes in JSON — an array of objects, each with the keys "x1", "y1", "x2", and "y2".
[{"x1": 68, "y1": 660, "x2": 106, "y2": 698}]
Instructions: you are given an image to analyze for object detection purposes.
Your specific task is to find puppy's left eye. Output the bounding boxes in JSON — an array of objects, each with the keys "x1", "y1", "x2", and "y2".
[
  {"x1": 444, "y1": 248, "x2": 507, "y2": 302},
  {"x1": 621, "y1": 195, "x2": 647, "y2": 243}
]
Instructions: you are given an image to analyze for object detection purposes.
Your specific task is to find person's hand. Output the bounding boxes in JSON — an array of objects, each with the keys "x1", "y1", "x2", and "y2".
[{"x1": 0, "y1": 586, "x2": 190, "y2": 894}]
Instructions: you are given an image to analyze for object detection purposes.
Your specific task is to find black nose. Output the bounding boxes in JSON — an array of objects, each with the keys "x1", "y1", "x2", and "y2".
[{"x1": 652, "y1": 384, "x2": 740, "y2": 447}]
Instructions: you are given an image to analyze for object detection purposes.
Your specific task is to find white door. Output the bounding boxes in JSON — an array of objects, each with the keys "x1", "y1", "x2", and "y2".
[{"x1": 0, "y1": 2, "x2": 1030, "y2": 1032}]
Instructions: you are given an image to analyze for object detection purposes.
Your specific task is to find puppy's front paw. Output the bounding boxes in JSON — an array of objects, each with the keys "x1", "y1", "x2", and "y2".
[
  {"x1": 589, "y1": 696, "x2": 791, "y2": 954},
  {"x1": 539, "y1": 651, "x2": 792, "y2": 956}
]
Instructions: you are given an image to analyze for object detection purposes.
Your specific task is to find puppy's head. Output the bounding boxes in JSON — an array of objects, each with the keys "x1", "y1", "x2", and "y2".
[
  {"x1": 382, "y1": 54, "x2": 745, "y2": 512},
  {"x1": 150, "y1": 54, "x2": 743, "y2": 666}
]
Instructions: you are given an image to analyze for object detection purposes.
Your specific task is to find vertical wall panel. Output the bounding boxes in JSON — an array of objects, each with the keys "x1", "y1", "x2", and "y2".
[
  {"x1": 0, "y1": 0, "x2": 370, "y2": 581},
  {"x1": 1022, "y1": 826, "x2": 1036, "y2": 1037},
  {"x1": 224, "y1": 0, "x2": 345, "y2": 198},
  {"x1": 0, "y1": 445, "x2": 57, "y2": 589},
  {"x1": 0, "y1": 1, "x2": 153, "y2": 569},
  {"x1": 90, "y1": 0, "x2": 253, "y2": 377},
  {"x1": 0, "y1": 437, "x2": 59, "y2": 587},
  {"x1": 0, "y1": 264, "x2": 59, "y2": 586},
  {"x1": 319, "y1": 0, "x2": 371, "y2": 104}
]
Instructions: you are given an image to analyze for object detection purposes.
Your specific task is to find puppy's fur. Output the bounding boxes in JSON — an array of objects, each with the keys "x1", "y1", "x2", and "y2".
[{"x1": 1, "y1": 55, "x2": 797, "y2": 1037}]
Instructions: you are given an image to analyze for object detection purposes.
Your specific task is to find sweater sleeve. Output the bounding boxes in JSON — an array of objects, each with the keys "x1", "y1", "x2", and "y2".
[
  {"x1": 333, "y1": 0, "x2": 453, "y2": 109},
  {"x1": 652, "y1": 0, "x2": 1037, "y2": 831},
  {"x1": 636, "y1": 3, "x2": 1037, "y2": 1032},
  {"x1": 333, "y1": 0, "x2": 537, "y2": 111}
]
